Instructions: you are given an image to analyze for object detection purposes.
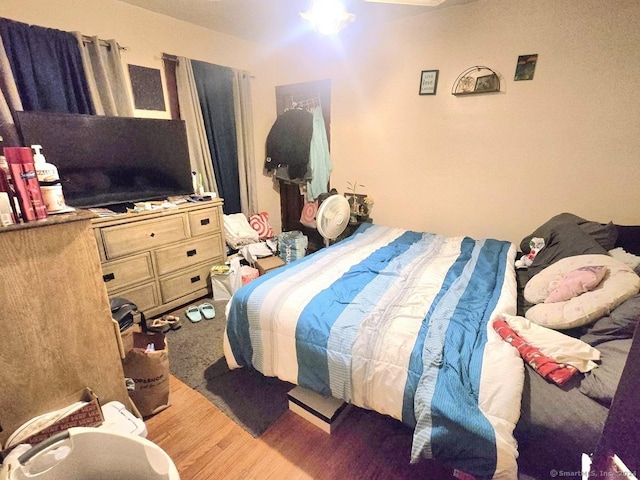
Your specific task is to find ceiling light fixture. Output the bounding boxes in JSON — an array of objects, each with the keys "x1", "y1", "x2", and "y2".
[{"x1": 300, "y1": 0, "x2": 356, "y2": 35}]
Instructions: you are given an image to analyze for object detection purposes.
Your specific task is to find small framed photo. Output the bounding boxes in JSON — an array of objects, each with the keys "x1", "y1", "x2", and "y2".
[
  {"x1": 474, "y1": 74, "x2": 499, "y2": 93},
  {"x1": 514, "y1": 54, "x2": 538, "y2": 81},
  {"x1": 419, "y1": 70, "x2": 439, "y2": 95}
]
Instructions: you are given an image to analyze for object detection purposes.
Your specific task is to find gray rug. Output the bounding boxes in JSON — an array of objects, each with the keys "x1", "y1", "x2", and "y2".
[{"x1": 165, "y1": 299, "x2": 293, "y2": 437}]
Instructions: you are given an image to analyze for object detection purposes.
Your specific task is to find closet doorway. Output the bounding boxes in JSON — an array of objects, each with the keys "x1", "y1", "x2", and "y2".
[{"x1": 275, "y1": 78, "x2": 331, "y2": 253}]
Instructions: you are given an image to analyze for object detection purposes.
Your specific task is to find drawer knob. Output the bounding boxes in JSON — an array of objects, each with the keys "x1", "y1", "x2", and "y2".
[
  {"x1": 186, "y1": 249, "x2": 197, "y2": 257},
  {"x1": 200, "y1": 218, "x2": 210, "y2": 226},
  {"x1": 150, "y1": 232, "x2": 156, "y2": 238},
  {"x1": 190, "y1": 275, "x2": 201, "y2": 284},
  {"x1": 103, "y1": 273, "x2": 115, "y2": 282}
]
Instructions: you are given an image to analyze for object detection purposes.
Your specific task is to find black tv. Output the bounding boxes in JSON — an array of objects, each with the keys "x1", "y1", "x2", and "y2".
[{"x1": 15, "y1": 111, "x2": 194, "y2": 209}]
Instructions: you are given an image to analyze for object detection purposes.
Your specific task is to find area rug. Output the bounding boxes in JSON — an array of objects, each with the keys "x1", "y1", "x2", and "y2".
[{"x1": 165, "y1": 299, "x2": 293, "y2": 437}]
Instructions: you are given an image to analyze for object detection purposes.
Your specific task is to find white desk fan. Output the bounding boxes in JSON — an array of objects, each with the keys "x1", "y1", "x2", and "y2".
[{"x1": 316, "y1": 195, "x2": 351, "y2": 247}]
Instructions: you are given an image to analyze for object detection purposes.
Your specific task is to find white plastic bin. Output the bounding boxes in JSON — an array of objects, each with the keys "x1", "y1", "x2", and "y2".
[{"x1": 3, "y1": 427, "x2": 179, "y2": 480}]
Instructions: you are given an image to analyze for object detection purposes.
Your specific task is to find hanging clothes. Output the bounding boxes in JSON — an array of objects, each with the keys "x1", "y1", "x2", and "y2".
[
  {"x1": 306, "y1": 106, "x2": 331, "y2": 201},
  {"x1": 265, "y1": 108, "x2": 313, "y2": 180}
]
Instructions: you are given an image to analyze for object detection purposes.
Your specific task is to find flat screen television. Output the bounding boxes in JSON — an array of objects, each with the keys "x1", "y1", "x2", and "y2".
[{"x1": 15, "y1": 111, "x2": 194, "y2": 209}]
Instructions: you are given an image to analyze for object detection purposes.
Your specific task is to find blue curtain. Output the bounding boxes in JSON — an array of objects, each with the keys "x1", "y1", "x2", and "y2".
[
  {"x1": 0, "y1": 17, "x2": 94, "y2": 114},
  {"x1": 191, "y1": 60, "x2": 240, "y2": 214}
]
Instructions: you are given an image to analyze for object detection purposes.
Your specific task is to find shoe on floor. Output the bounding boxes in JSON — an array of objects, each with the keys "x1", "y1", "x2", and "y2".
[
  {"x1": 147, "y1": 318, "x2": 171, "y2": 333},
  {"x1": 163, "y1": 314, "x2": 182, "y2": 330},
  {"x1": 185, "y1": 305, "x2": 202, "y2": 323},
  {"x1": 199, "y1": 302, "x2": 216, "y2": 320}
]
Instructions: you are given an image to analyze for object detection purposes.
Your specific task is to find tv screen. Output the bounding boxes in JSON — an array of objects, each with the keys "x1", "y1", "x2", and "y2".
[{"x1": 15, "y1": 111, "x2": 194, "y2": 209}]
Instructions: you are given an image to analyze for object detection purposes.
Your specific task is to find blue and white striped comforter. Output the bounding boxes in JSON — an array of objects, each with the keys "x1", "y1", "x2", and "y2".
[{"x1": 224, "y1": 224, "x2": 523, "y2": 479}]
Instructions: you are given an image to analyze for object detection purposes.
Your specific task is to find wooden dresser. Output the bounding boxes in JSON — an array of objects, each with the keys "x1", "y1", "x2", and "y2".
[{"x1": 91, "y1": 199, "x2": 226, "y2": 318}]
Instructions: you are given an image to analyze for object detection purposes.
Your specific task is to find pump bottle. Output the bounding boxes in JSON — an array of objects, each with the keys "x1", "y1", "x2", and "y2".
[{"x1": 32, "y1": 145, "x2": 68, "y2": 213}]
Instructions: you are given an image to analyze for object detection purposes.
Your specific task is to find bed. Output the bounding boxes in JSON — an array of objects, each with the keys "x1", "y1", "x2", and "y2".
[
  {"x1": 224, "y1": 216, "x2": 640, "y2": 479},
  {"x1": 224, "y1": 223, "x2": 523, "y2": 479},
  {"x1": 512, "y1": 214, "x2": 640, "y2": 477}
]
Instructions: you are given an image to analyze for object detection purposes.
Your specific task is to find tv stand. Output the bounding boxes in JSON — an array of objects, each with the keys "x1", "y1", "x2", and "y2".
[{"x1": 92, "y1": 198, "x2": 226, "y2": 318}]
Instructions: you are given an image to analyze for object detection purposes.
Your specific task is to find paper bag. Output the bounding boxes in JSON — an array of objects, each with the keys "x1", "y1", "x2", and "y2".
[{"x1": 121, "y1": 332, "x2": 170, "y2": 417}]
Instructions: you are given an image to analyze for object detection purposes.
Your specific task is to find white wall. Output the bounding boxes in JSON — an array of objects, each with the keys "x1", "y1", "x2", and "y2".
[
  {"x1": 271, "y1": 0, "x2": 640, "y2": 243},
  {"x1": 2, "y1": 0, "x2": 639, "y2": 244}
]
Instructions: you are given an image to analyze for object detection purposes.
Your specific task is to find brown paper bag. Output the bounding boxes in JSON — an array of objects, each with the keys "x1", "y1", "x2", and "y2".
[{"x1": 122, "y1": 332, "x2": 170, "y2": 417}]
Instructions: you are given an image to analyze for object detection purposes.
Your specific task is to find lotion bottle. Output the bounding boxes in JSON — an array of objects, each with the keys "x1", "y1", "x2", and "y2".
[{"x1": 32, "y1": 145, "x2": 67, "y2": 213}]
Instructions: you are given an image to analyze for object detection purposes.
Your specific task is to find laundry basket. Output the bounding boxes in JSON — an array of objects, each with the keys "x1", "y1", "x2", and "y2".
[{"x1": 2, "y1": 427, "x2": 180, "y2": 480}]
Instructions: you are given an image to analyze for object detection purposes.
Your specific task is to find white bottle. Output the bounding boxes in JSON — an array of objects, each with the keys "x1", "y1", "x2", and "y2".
[{"x1": 32, "y1": 145, "x2": 67, "y2": 213}]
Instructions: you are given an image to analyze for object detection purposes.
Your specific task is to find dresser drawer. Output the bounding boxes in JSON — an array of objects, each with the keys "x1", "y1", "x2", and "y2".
[
  {"x1": 189, "y1": 207, "x2": 221, "y2": 237},
  {"x1": 101, "y1": 253, "x2": 153, "y2": 293},
  {"x1": 155, "y1": 234, "x2": 224, "y2": 276},
  {"x1": 159, "y1": 263, "x2": 214, "y2": 303},
  {"x1": 101, "y1": 215, "x2": 189, "y2": 259},
  {"x1": 109, "y1": 281, "x2": 160, "y2": 314}
]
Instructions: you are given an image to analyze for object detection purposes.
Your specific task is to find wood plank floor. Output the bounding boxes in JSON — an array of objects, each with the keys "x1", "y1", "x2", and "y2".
[{"x1": 146, "y1": 375, "x2": 457, "y2": 480}]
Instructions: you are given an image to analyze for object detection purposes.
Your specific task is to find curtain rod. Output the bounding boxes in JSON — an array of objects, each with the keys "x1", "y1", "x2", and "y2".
[
  {"x1": 161, "y1": 53, "x2": 255, "y2": 79},
  {"x1": 82, "y1": 35, "x2": 128, "y2": 51}
]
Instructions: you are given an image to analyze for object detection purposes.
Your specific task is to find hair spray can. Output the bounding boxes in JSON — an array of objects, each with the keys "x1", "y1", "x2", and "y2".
[{"x1": 4, "y1": 147, "x2": 48, "y2": 221}]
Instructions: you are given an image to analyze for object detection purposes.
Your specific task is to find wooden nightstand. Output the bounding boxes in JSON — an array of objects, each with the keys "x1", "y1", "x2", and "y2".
[{"x1": 336, "y1": 218, "x2": 372, "y2": 243}]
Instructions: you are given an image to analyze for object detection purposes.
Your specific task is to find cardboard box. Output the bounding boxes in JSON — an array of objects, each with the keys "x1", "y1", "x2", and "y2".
[
  {"x1": 287, "y1": 386, "x2": 351, "y2": 434},
  {"x1": 255, "y1": 255, "x2": 285, "y2": 275},
  {"x1": 2, "y1": 387, "x2": 103, "y2": 454}
]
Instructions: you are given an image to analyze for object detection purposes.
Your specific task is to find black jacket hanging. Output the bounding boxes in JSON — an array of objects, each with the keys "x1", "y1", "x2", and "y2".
[{"x1": 265, "y1": 109, "x2": 313, "y2": 180}]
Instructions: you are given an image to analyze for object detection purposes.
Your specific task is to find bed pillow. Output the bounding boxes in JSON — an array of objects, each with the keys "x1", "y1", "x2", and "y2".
[
  {"x1": 613, "y1": 224, "x2": 640, "y2": 256},
  {"x1": 249, "y1": 211, "x2": 274, "y2": 240},
  {"x1": 545, "y1": 266, "x2": 608, "y2": 303},
  {"x1": 578, "y1": 338, "x2": 632, "y2": 407},
  {"x1": 524, "y1": 222, "x2": 609, "y2": 280},
  {"x1": 524, "y1": 255, "x2": 640, "y2": 329},
  {"x1": 520, "y1": 213, "x2": 618, "y2": 254},
  {"x1": 580, "y1": 293, "x2": 640, "y2": 346}
]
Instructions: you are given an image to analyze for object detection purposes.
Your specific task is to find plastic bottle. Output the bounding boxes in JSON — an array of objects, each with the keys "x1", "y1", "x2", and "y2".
[
  {"x1": 32, "y1": 144, "x2": 67, "y2": 213},
  {"x1": 4, "y1": 147, "x2": 47, "y2": 221}
]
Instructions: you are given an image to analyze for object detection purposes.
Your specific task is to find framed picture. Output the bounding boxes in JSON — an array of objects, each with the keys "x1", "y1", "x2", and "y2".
[
  {"x1": 419, "y1": 70, "x2": 439, "y2": 95},
  {"x1": 514, "y1": 54, "x2": 538, "y2": 81},
  {"x1": 474, "y1": 73, "x2": 499, "y2": 93}
]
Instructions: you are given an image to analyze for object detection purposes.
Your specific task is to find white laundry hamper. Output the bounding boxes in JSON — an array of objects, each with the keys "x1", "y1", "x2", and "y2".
[{"x1": 2, "y1": 427, "x2": 180, "y2": 480}]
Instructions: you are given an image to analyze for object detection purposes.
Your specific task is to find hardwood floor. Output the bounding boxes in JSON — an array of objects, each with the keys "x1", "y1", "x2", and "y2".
[{"x1": 146, "y1": 375, "x2": 456, "y2": 480}]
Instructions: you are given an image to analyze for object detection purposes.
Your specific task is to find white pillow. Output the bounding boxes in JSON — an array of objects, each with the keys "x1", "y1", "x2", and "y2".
[{"x1": 524, "y1": 254, "x2": 640, "y2": 329}]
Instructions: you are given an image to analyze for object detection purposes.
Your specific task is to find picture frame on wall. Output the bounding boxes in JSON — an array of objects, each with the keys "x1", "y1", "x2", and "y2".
[
  {"x1": 514, "y1": 54, "x2": 538, "y2": 81},
  {"x1": 419, "y1": 70, "x2": 439, "y2": 95},
  {"x1": 474, "y1": 73, "x2": 500, "y2": 93}
]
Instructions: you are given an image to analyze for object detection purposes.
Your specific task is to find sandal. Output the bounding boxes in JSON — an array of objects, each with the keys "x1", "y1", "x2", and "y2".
[
  {"x1": 163, "y1": 315, "x2": 182, "y2": 330},
  {"x1": 146, "y1": 318, "x2": 171, "y2": 333},
  {"x1": 185, "y1": 305, "x2": 202, "y2": 323},
  {"x1": 199, "y1": 302, "x2": 215, "y2": 320}
]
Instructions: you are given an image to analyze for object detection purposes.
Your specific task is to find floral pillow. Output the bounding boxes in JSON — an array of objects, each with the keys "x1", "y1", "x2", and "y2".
[{"x1": 545, "y1": 266, "x2": 608, "y2": 303}]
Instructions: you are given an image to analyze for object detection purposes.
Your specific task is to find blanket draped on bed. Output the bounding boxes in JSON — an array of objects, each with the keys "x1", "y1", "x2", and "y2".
[{"x1": 224, "y1": 224, "x2": 522, "y2": 479}]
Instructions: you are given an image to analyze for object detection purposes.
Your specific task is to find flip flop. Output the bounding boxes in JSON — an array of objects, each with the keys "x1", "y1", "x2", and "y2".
[
  {"x1": 185, "y1": 305, "x2": 202, "y2": 323},
  {"x1": 163, "y1": 315, "x2": 182, "y2": 330},
  {"x1": 199, "y1": 302, "x2": 216, "y2": 320}
]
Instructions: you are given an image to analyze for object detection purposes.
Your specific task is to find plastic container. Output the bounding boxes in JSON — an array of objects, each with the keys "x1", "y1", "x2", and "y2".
[
  {"x1": 32, "y1": 145, "x2": 67, "y2": 213},
  {"x1": 3, "y1": 147, "x2": 47, "y2": 221},
  {"x1": 2, "y1": 427, "x2": 180, "y2": 480}
]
